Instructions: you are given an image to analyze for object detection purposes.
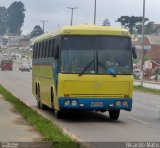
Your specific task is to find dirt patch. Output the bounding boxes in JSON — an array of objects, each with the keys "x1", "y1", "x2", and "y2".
[
  {"x1": 0, "y1": 94, "x2": 4, "y2": 99},
  {"x1": 10, "y1": 107, "x2": 18, "y2": 113},
  {"x1": 12, "y1": 117, "x2": 29, "y2": 126}
]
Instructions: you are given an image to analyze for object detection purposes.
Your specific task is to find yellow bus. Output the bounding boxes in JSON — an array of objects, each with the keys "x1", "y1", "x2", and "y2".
[{"x1": 32, "y1": 25, "x2": 137, "y2": 120}]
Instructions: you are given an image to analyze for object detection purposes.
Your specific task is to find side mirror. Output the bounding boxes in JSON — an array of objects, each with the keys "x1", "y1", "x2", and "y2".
[
  {"x1": 53, "y1": 45, "x2": 59, "y2": 59},
  {"x1": 132, "y1": 47, "x2": 137, "y2": 59}
]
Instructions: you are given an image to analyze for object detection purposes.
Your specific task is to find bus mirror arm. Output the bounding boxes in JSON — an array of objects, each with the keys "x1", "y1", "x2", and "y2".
[{"x1": 132, "y1": 46, "x2": 137, "y2": 59}]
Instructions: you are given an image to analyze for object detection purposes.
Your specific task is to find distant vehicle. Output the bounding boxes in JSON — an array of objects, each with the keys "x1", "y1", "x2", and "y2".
[
  {"x1": 1, "y1": 59, "x2": 13, "y2": 71},
  {"x1": 133, "y1": 69, "x2": 140, "y2": 78},
  {"x1": 19, "y1": 64, "x2": 30, "y2": 72},
  {"x1": 0, "y1": 46, "x2": 2, "y2": 52},
  {"x1": 11, "y1": 55, "x2": 16, "y2": 60},
  {"x1": 29, "y1": 65, "x2": 32, "y2": 70},
  {"x1": 3, "y1": 53, "x2": 7, "y2": 56}
]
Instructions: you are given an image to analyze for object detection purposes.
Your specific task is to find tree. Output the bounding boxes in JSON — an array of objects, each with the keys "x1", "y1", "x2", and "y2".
[
  {"x1": 137, "y1": 21, "x2": 160, "y2": 34},
  {"x1": 7, "y1": 1, "x2": 25, "y2": 35},
  {"x1": 0, "y1": 7, "x2": 7, "y2": 35},
  {"x1": 30, "y1": 25, "x2": 43, "y2": 38},
  {"x1": 116, "y1": 16, "x2": 149, "y2": 34},
  {"x1": 102, "y1": 18, "x2": 110, "y2": 26}
]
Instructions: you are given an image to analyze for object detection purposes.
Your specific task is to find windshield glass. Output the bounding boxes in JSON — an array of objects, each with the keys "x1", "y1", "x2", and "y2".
[
  {"x1": 61, "y1": 36, "x2": 95, "y2": 74},
  {"x1": 60, "y1": 35, "x2": 132, "y2": 75},
  {"x1": 97, "y1": 36, "x2": 132, "y2": 74}
]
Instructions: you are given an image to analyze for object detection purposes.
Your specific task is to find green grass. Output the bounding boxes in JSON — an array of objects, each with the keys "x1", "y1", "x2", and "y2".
[
  {"x1": 0, "y1": 85, "x2": 80, "y2": 148},
  {"x1": 13, "y1": 49, "x2": 33, "y2": 57},
  {"x1": 134, "y1": 85, "x2": 160, "y2": 95}
]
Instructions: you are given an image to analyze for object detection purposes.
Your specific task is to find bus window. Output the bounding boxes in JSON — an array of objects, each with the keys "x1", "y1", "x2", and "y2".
[
  {"x1": 51, "y1": 39, "x2": 55, "y2": 58},
  {"x1": 35, "y1": 44, "x2": 39, "y2": 59},
  {"x1": 48, "y1": 40, "x2": 52, "y2": 58},
  {"x1": 43, "y1": 41, "x2": 46, "y2": 58},
  {"x1": 41, "y1": 42, "x2": 45, "y2": 58},
  {"x1": 33, "y1": 44, "x2": 36, "y2": 59},
  {"x1": 45, "y1": 40, "x2": 49, "y2": 58},
  {"x1": 36, "y1": 43, "x2": 41, "y2": 58},
  {"x1": 36, "y1": 43, "x2": 39, "y2": 59},
  {"x1": 39, "y1": 43, "x2": 43, "y2": 58}
]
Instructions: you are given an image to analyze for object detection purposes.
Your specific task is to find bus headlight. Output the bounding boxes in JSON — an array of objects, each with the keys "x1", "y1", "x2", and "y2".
[
  {"x1": 71, "y1": 100, "x2": 78, "y2": 106},
  {"x1": 123, "y1": 101, "x2": 128, "y2": 106},
  {"x1": 64, "y1": 100, "x2": 70, "y2": 106},
  {"x1": 116, "y1": 101, "x2": 121, "y2": 106}
]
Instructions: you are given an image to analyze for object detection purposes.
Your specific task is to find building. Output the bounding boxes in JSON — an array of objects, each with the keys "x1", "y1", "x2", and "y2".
[
  {"x1": 144, "y1": 60, "x2": 159, "y2": 77},
  {"x1": 0, "y1": 35, "x2": 31, "y2": 50},
  {"x1": 132, "y1": 35, "x2": 160, "y2": 64}
]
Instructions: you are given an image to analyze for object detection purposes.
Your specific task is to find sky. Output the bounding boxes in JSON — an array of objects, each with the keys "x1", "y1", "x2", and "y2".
[{"x1": 1, "y1": 0, "x2": 160, "y2": 35}]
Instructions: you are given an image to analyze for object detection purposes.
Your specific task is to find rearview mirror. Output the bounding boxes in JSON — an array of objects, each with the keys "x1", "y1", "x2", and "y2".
[{"x1": 132, "y1": 47, "x2": 137, "y2": 59}]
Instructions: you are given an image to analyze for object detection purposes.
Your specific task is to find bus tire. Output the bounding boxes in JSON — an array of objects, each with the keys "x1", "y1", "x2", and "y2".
[
  {"x1": 54, "y1": 110, "x2": 63, "y2": 119},
  {"x1": 109, "y1": 109, "x2": 120, "y2": 120},
  {"x1": 36, "y1": 86, "x2": 47, "y2": 110},
  {"x1": 36, "y1": 86, "x2": 41, "y2": 109},
  {"x1": 51, "y1": 87, "x2": 54, "y2": 109}
]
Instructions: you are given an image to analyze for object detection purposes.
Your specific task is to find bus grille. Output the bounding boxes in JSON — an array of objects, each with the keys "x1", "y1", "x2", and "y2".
[{"x1": 70, "y1": 94, "x2": 124, "y2": 98}]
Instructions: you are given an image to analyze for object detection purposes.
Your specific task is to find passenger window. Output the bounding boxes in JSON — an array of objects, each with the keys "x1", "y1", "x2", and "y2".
[
  {"x1": 51, "y1": 39, "x2": 55, "y2": 58},
  {"x1": 48, "y1": 40, "x2": 52, "y2": 58}
]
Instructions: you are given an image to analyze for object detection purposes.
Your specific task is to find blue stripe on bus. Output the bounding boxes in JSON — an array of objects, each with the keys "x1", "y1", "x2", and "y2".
[
  {"x1": 32, "y1": 59, "x2": 53, "y2": 65},
  {"x1": 58, "y1": 97, "x2": 132, "y2": 111}
]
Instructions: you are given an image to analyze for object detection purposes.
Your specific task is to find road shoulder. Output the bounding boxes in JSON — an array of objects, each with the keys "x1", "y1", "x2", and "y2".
[{"x1": 0, "y1": 94, "x2": 43, "y2": 142}]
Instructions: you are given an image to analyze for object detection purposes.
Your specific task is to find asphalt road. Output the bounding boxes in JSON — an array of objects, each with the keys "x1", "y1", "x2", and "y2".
[{"x1": 1, "y1": 63, "x2": 160, "y2": 142}]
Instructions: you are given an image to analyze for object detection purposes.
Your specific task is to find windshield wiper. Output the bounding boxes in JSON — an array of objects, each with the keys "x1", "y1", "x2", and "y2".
[{"x1": 78, "y1": 60, "x2": 94, "y2": 76}]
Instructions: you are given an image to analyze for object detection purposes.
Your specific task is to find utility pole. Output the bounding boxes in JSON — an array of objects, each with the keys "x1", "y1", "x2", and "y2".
[
  {"x1": 40, "y1": 20, "x2": 48, "y2": 33},
  {"x1": 94, "y1": 0, "x2": 97, "y2": 25},
  {"x1": 66, "y1": 7, "x2": 78, "y2": 26},
  {"x1": 140, "y1": 0, "x2": 145, "y2": 86}
]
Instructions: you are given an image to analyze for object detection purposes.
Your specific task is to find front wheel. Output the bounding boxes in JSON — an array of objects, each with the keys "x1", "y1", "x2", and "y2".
[
  {"x1": 54, "y1": 110, "x2": 63, "y2": 119},
  {"x1": 109, "y1": 109, "x2": 120, "y2": 120}
]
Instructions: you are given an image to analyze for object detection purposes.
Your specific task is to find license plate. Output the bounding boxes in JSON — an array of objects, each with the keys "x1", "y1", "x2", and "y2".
[{"x1": 91, "y1": 102, "x2": 103, "y2": 107}]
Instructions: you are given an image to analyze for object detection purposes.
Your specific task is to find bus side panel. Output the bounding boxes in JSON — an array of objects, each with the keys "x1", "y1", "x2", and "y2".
[{"x1": 32, "y1": 60, "x2": 55, "y2": 108}]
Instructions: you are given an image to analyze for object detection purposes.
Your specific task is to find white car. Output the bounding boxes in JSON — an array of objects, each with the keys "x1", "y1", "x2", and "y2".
[
  {"x1": 133, "y1": 69, "x2": 140, "y2": 78},
  {"x1": 3, "y1": 53, "x2": 7, "y2": 56}
]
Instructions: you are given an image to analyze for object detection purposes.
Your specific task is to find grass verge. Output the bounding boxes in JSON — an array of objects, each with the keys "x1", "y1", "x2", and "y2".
[
  {"x1": 0, "y1": 85, "x2": 80, "y2": 148},
  {"x1": 134, "y1": 85, "x2": 160, "y2": 95}
]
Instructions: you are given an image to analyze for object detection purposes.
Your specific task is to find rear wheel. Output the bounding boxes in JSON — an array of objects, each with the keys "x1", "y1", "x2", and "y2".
[
  {"x1": 36, "y1": 87, "x2": 40, "y2": 109},
  {"x1": 36, "y1": 86, "x2": 47, "y2": 110},
  {"x1": 109, "y1": 109, "x2": 120, "y2": 120},
  {"x1": 51, "y1": 87, "x2": 54, "y2": 109}
]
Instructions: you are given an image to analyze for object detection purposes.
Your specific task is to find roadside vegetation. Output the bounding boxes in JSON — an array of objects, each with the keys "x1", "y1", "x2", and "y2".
[
  {"x1": 13, "y1": 48, "x2": 33, "y2": 57},
  {"x1": 134, "y1": 85, "x2": 160, "y2": 95},
  {"x1": 0, "y1": 85, "x2": 80, "y2": 148}
]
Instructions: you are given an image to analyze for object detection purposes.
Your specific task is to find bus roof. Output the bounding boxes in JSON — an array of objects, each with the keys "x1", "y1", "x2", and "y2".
[{"x1": 34, "y1": 25, "x2": 130, "y2": 43}]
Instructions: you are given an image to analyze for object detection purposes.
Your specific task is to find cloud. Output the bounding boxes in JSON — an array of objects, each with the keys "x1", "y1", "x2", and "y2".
[{"x1": 1, "y1": 0, "x2": 160, "y2": 34}]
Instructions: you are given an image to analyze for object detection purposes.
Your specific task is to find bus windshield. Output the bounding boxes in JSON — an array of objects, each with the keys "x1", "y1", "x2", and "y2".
[{"x1": 60, "y1": 35, "x2": 132, "y2": 75}]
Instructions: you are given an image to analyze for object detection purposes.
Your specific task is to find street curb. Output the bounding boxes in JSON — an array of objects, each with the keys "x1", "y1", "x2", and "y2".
[
  {"x1": 134, "y1": 80, "x2": 160, "y2": 85},
  {"x1": 1, "y1": 85, "x2": 90, "y2": 148}
]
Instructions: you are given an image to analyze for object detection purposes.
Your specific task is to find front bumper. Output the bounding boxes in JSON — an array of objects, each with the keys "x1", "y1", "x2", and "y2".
[{"x1": 58, "y1": 97, "x2": 132, "y2": 111}]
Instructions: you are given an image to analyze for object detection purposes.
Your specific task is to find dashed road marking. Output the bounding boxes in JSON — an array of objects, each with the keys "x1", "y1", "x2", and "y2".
[{"x1": 128, "y1": 116, "x2": 149, "y2": 125}]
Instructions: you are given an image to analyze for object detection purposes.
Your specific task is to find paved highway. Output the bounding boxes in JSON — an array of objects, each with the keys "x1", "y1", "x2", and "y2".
[{"x1": 0, "y1": 63, "x2": 160, "y2": 142}]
